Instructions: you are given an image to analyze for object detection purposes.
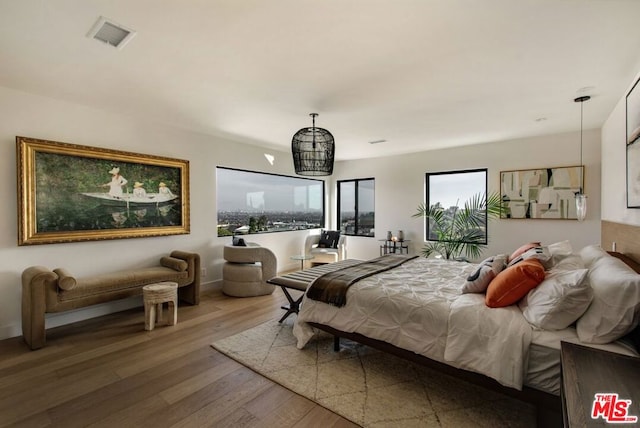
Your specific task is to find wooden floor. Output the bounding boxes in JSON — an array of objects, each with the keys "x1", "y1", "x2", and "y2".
[{"x1": 0, "y1": 286, "x2": 359, "y2": 428}]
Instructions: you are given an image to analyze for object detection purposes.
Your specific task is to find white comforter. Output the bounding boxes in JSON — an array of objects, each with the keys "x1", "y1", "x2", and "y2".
[{"x1": 293, "y1": 257, "x2": 533, "y2": 390}]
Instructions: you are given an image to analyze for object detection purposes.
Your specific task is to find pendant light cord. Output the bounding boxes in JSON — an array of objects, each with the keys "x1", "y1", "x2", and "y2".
[
  {"x1": 580, "y1": 100, "x2": 583, "y2": 167},
  {"x1": 311, "y1": 113, "x2": 317, "y2": 149},
  {"x1": 574, "y1": 95, "x2": 590, "y2": 195}
]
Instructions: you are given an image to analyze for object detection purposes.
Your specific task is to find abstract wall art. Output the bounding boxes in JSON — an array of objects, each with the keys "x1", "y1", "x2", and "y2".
[
  {"x1": 627, "y1": 77, "x2": 640, "y2": 208},
  {"x1": 500, "y1": 166, "x2": 584, "y2": 220}
]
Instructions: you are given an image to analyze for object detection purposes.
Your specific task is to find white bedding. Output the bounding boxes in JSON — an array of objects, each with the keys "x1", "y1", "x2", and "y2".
[
  {"x1": 444, "y1": 293, "x2": 532, "y2": 389},
  {"x1": 293, "y1": 257, "x2": 534, "y2": 390},
  {"x1": 293, "y1": 250, "x2": 640, "y2": 394}
]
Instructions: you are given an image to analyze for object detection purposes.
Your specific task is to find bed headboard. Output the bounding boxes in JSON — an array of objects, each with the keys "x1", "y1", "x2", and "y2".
[
  {"x1": 601, "y1": 220, "x2": 640, "y2": 270},
  {"x1": 601, "y1": 220, "x2": 640, "y2": 351}
]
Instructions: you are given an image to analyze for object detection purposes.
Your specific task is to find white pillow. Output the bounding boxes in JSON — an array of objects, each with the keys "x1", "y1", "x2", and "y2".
[
  {"x1": 519, "y1": 268, "x2": 591, "y2": 330},
  {"x1": 554, "y1": 253, "x2": 585, "y2": 271},
  {"x1": 579, "y1": 244, "x2": 608, "y2": 268},
  {"x1": 547, "y1": 240, "x2": 574, "y2": 267},
  {"x1": 576, "y1": 249, "x2": 640, "y2": 343}
]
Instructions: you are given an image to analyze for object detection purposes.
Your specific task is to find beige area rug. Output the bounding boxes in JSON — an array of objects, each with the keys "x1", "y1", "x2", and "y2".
[{"x1": 211, "y1": 318, "x2": 536, "y2": 427}]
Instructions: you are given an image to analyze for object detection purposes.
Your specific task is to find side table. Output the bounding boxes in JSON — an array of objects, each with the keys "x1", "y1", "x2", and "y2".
[
  {"x1": 290, "y1": 254, "x2": 314, "y2": 271},
  {"x1": 561, "y1": 341, "x2": 640, "y2": 427},
  {"x1": 143, "y1": 282, "x2": 178, "y2": 331},
  {"x1": 379, "y1": 239, "x2": 410, "y2": 256}
]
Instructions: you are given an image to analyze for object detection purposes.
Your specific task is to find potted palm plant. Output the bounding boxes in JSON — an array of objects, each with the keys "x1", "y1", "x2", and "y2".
[{"x1": 412, "y1": 192, "x2": 503, "y2": 261}]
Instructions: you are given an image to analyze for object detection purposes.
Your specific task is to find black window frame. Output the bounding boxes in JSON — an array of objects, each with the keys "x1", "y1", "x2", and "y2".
[
  {"x1": 337, "y1": 177, "x2": 375, "y2": 237},
  {"x1": 425, "y1": 168, "x2": 489, "y2": 244}
]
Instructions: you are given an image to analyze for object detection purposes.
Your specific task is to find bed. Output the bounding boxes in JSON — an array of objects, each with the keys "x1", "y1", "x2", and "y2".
[{"x1": 268, "y1": 223, "x2": 640, "y2": 423}]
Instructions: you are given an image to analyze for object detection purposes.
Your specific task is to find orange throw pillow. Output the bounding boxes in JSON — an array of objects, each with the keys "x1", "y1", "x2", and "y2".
[{"x1": 486, "y1": 258, "x2": 545, "y2": 308}]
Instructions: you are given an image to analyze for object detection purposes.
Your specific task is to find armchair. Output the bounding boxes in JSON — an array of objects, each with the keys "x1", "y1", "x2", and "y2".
[
  {"x1": 222, "y1": 243, "x2": 277, "y2": 297},
  {"x1": 304, "y1": 231, "x2": 347, "y2": 267}
]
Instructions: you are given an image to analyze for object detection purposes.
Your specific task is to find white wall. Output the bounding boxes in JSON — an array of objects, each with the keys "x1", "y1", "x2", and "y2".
[
  {"x1": 602, "y1": 70, "x2": 640, "y2": 226},
  {"x1": 331, "y1": 130, "x2": 601, "y2": 262},
  {"x1": 0, "y1": 85, "x2": 313, "y2": 340},
  {"x1": 0, "y1": 84, "x2": 603, "y2": 341}
]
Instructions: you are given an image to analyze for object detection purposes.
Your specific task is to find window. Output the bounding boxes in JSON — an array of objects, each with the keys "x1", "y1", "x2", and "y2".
[
  {"x1": 338, "y1": 178, "x2": 375, "y2": 237},
  {"x1": 216, "y1": 167, "x2": 324, "y2": 236},
  {"x1": 425, "y1": 169, "x2": 488, "y2": 244}
]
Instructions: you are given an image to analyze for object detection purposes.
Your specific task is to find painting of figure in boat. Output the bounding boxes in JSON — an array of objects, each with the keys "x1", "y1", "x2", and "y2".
[{"x1": 17, "y1": 136, "x2": 190, "y2": 245}]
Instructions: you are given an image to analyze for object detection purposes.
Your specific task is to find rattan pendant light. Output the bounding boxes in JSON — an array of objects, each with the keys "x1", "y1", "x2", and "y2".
[{"x1": 291, "y1": 113, "x2": 335, "y2": 176}]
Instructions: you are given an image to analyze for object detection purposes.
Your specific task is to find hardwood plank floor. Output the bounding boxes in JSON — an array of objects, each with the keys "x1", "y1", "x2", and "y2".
[{"x1": 0, "y1": 286, "x2": 359, "y2": 428}]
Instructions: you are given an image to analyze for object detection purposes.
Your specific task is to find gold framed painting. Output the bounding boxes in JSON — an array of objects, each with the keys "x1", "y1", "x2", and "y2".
[
  {"x1": 17, "y1": 136, "x2": 190, "y2": 245},
  {"x1": 500, "y1": 165, "x2": 584, "y2": 220}
]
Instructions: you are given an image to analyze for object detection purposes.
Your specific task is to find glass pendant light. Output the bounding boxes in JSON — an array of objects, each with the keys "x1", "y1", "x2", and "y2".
[{"x1": 574, "y1": 95, "x2": 590, "y2": 222}]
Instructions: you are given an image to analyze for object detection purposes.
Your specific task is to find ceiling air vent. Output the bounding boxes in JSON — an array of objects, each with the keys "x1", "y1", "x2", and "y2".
[{"x1": 87, "y1": 16, "x2": 136, "y2": 49}]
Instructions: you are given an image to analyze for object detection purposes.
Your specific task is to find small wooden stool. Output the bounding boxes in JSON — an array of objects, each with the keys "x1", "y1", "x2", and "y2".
[{"x1": 143, "y1": 282, "x2": 178, "y2": 331}]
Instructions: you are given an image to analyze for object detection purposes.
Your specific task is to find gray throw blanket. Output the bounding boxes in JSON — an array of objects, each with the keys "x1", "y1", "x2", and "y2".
[{"x1": 306, "y1": 254, "x2": 418, "y2": 307}]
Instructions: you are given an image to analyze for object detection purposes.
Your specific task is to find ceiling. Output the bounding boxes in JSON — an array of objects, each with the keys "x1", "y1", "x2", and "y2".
[{"x1": 1, "y1": 1, "x2": 640, "y2": 161}]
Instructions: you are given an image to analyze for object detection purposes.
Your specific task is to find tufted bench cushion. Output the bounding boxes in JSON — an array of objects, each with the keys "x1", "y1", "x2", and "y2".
[{"x1": 57, "y1": 267, "x2": 189, "y2": 302}]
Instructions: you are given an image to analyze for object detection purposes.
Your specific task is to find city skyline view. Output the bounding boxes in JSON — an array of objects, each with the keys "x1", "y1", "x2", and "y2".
[{"x1": 216, "y1": 167, "x2": 324, "y2": 236}]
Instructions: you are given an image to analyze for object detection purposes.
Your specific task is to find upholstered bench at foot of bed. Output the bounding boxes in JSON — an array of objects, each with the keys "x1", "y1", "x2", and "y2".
[{"x1": 267, "y1": 259, "x2": 364, "y2": 322}]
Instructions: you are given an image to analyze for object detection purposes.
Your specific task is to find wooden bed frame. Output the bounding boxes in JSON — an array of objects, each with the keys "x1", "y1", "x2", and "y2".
[
  {"x1": 276, "y1": 221, "x2": 640, "y2": 427},
  {"x1": 309, "y1": 322, "x2": 561, "y2": 424}
]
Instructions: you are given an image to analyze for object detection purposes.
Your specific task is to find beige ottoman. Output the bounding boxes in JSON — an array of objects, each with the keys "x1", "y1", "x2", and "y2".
[
  {"x1": 222, "y1": 244, "x2": 277, "y2": 297},
  {"x1": 143, "y1": 282, "x2": 178, "y2": 331}
]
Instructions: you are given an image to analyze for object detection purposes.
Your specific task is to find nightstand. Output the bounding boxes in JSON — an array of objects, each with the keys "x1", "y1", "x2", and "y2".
[{"x1": 561, "y1": 341, "x2": 640, "y2": 427}]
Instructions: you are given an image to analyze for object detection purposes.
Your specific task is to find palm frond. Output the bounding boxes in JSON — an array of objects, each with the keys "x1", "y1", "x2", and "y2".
[
  {"x1": 485, "y1": 192, "x2": 505, "y2": 218},
  {"x1": 414, "y1": 191, "x2": 502, "y2": 260}
]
